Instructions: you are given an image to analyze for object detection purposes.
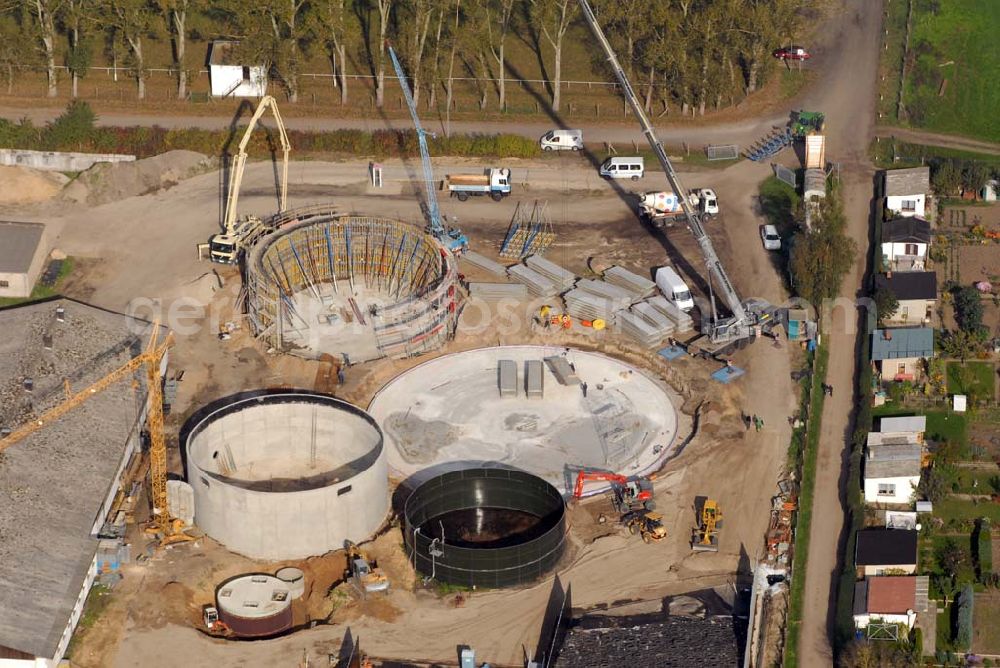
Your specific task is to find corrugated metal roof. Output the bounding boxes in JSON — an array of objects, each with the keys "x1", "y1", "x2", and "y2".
[
  {"x1": 0, "y1": 221, "x2": 45, "y2": 274},
  {"x1": 884, "y1": 167, "x2": 930, "y2": 197},
  {"x1": 866, "y1": 457, "x2": 921, "y2": 479},
  {"x1": 871, "y1": 328, "x2": 934, "y2": 360},
  {"x1": 879, "y1": 415, "x2": 927, "y2": 433}
]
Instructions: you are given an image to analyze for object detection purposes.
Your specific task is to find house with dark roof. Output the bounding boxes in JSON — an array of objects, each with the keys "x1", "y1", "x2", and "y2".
[
  {"x1": 871, "y1": 327, "x2": 934, "y2": 383},
  {"x1": 881, "y1": 217, "x2": 931, "y2": 272},
  {"x1": 875, "y1": 272, "x2": 937, "y2": 326},
  {"x1": 883, "y1": 167, "x2": 930, "y2": 219},
  {"x1": 856, "y1": 529, "x2": 918, "y2": 576},
  {"x1": 853, "y1": 576, "x2": 929, "y2": 629},
  {"x1": 0, "y1": 221, "x2": 48, "y2": 298}
]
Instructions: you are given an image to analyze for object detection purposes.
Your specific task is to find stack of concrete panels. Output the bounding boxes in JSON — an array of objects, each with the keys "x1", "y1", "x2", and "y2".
[
  {"x1": 616, "y1": 310, "x2": 671, "y2": 347},
  {"x1": 604, "y1": 266, "x2": 656, "y2": 299},
  {"x1": 463, "y1": 251, "x2": 508, "y2": 276},
  {"x1": 562, "y1": 289, "x2": 619, "y2": 323},
  {"x1": 508, "y1": 265, "x2": 558, "y2": 297},
  {"x1": 524, "y1": 255, "x2": 577, "y2": 293},
  {"x1": 544, "y1": 356, "x2": 581, "y2": 385},
  {"x1": 469, "y1": 282, "x2": 529, "y2": 301},
  {"x1": 631, "y1": 301, "x2": 676, "y2": 335},
  {"x1": 647, "y1": 296, "x2": 694, "y2": 333},
  {"x1": 525, "y1": 360, "x2": 544, "y2": 399},
  {"x1": 498, "y1": 360, "x2": 518, "y2": 398}
]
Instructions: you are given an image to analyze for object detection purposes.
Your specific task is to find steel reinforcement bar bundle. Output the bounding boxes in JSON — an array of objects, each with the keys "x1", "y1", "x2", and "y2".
[{"x1": 245, "y1": 211, "x2": 460, "y2": 358}]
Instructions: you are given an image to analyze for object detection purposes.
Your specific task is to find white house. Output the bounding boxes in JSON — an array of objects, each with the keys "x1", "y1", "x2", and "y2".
[
  {"x1": 884, "y1": 167, "x2": 930, "y2": 218},
  {"x1": 853, "y1": 576, "x2": 929, "y2": 630},
  {"x1": 208, "y1": 41, "x2": 268, "y2": 98},
  {"x1": 863, "y1": 444, "x2": 921, "y2": 504},
  {"x1": 881, "y1": 216, "x2": 931, "y2": 272}
]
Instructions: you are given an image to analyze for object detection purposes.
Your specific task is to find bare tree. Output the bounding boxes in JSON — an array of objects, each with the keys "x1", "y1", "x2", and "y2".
[
  {"x1": 405, "y1": 0, "x2": 434, "y2": 107},
  {"x1": 158, "y1": 0, "x2": 195, "y2": 100},
  {"x1": 266, "y1": 0, "x2": 309, "y2": 102},
  {"x1": 314, "y1": 0, "x2": 356, "y2": 105},
  {"x1": 105, "y1": 0, "x2": 155, "y2": 99},
  {"x1": 443, "y1": 0, "x2": 460, "y2": 134},
  {"x1": 530, "y1": 0, "x2": 576, "y2": 112},
  {"x1": 476, "y1": 0, "x2": 514, "y2": 110},
  {"x1": 28, "y1": 0, "x2": 62, "y2": 97},
  {"x1": 374, "y1": 0, "x2": 393, "y2": 107}
]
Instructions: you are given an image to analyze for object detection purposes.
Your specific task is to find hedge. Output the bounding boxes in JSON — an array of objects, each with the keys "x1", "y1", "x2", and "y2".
[
  {"x1": 976, "y1": 523, "x2": 993, "y2": 580},
  {"x1": 0, "y1": 102, "x2": 542, "y2": 161},
  {"x1": 955, "y1": 584, "x2": 974, "y2": 651}
]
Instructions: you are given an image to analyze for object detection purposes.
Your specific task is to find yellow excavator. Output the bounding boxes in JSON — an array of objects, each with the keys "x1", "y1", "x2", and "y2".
[
  {"x1": 0, "y1": 321, "x2": 193, "y2": 545},
  {"x1": 345, "y1": 541, "x2": 389, "y2": 596},
  {"x1": 208, "y1": 95, "x2": 290, "y2": 264},
  {"x1": 692, "y1": 499, "x2": 723, "y2": 552}
]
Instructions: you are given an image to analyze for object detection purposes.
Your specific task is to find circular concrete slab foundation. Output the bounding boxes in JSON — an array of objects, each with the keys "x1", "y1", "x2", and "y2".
[{"x1": 368, "y1": 346, "x2": 680, "y2": 493}]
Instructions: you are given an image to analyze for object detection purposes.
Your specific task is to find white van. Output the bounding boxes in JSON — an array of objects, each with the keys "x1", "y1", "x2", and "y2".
[
  {"x1": 655, "y1": 266, "x2": 694, "y2": 311},
  {"x1": 600, "y1": 156, "x2": 644, "y2": 181},
  {"x1": 540, "y1": 129, "x2": 583, "y2": 151}
]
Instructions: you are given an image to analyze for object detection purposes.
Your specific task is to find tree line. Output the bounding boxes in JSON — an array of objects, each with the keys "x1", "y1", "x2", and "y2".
[{"x1": 3, "y1": 0, "x2": 812, "y2": 114}]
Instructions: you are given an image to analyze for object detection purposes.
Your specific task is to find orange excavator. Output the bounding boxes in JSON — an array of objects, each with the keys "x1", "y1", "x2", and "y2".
[{"x1": 573, "y1": 471, "x2": 655, "y2": 512}]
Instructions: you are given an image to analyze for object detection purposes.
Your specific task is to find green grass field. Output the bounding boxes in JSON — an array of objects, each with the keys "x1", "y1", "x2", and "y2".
[
  {"x1": 936, "y1": 497, "x2": 1000, "y2": 523},
  {"x1": 947, "y1": 361, "x2": 997, "y2": 401},
  {"x1": 973, "y1": 593, "x2": 1000, "y2": 654},
  {"x1": 873, "y1": 407, "x2": 968, "y2": 452},
  {"x1": 902, "y1": 0, "x2": 1000, "y2": 142}
]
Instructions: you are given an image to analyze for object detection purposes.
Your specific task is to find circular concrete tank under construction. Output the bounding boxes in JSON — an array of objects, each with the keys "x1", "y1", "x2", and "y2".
[
  {"x1": 245, "y1": 206, "x2": 460, "y2": 363},
  {"x1": 369, "y1": 345, "x2": 680, "y2": 493},
  {"x1": 403, "y1": 468, "x2": 567, "y2": 588},
  {"x1": 185, "y1": 390, "x2": 388, "y2": 560},
  {"x1": 216, "y1": 573, "x2": 292, "y2": 638}
]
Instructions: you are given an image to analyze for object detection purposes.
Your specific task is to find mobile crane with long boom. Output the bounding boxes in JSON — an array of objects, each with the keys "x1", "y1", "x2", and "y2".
[
  {"x1": 576, "y1": 0, "x2": 772, "y2": 353},
  {"x1": 209, "y1": 95, "x2": 291, "y2": 264},
  {"x1": 388, "y1": 45, "x2": 468, "y2": 254}
]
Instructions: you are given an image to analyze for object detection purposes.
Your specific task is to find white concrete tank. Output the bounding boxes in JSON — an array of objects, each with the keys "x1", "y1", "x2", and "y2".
[
  {"x1": 275, "y1": 567, "x2": 306, "y2": 600},
  {"x1": 185, "y1": 390, "x2": 389, "y2": 560},
  {"x1": 216, "y1": 573, "x2": 292, "y2": 637}
]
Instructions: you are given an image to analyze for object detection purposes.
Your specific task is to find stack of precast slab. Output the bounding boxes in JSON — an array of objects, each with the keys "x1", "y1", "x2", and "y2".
[
  {"x1": 562, "y1": 279, "x2": 637, "y2": 323},
  {"x1": 469, "y1": 282, "x2": 529, "y2": 302},
  {"x1": 603, "y1": 266, "x2": 657, "y2": 300},
  {"x1": 524, "y1": 255, "x2": 577, "y2": 293},
  {"x1": 616, "y1": 301, "x2": 676, "y2": 347},
  {"x1": 463, "y1": 251, "x2": 508, "y2": 276},
  {"x1": 646, "y1": 296, "x2": 694, "y2": 333},
  {"x1": 508, "y1": 265, "x2": 559, "y2": 297}
]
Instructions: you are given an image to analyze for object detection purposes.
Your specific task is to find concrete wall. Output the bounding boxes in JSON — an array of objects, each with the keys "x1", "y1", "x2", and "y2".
[
  {"x1": 0, "y1": 149, "x2": 134, "y2": 173},
  {"x1": 186, "y1": 394, "x2": 389, "y2": 560},
  {"x1": 863, "y1": 475, "x2": 918, "y2": 504},
  {"x1": 862, "y1": 564, "x2": 917, "y2": 576}
]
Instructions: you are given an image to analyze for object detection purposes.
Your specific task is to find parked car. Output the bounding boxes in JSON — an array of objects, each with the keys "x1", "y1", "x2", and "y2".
[
  {"x1": 760, "y1": 224, "x2": 782, "y2": 251},
  {"x1": 773, "y1": 45, "x2": 810, "y2": 61}
]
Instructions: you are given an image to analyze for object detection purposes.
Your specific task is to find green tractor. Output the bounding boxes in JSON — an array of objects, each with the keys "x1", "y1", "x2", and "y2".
[{"x1": 791, "y1": 110, "x2": 825, "y2": 138}]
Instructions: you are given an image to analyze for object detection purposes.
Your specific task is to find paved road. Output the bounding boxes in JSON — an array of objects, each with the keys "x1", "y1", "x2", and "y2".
[{"x1": 0, "y1": 102, "x2": 786, "y2": 149}]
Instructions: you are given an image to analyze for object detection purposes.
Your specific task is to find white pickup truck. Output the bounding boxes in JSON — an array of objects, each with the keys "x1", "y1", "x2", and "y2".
[
  {"x1": 638, "y1": 188, "x2": 718, "y2": 228},
  {"x1": 444, "y1": 167, "x2": 512, "y2": 202}
]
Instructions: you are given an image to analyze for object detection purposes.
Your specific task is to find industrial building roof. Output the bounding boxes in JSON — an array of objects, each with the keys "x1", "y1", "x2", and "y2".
[
  {"x1": 879, "y1": 415, "x2": 927, "y2": 434},
  {"x1": 0, "y1": 299, "x2": 156, "y2": 659},
  {"x1": 0, "y1": 221, "x2": 45, "y2": 274},
  {"x1": 855, "y1": 529, "x2": 918, "y2": 566},
  {"x1": 552, "y1": 614, "x2": 739, "y2": 667},
  {"x1": 882, "y1": 216, "x2": 931, "y2": 244},
  {"x1": 876, "y1": 272, "x2": 937, "y2": 301},
  {"x1": 871, "y1": 328, "x2": 934, "y2": 360},
  {"x1": 884, "y1": 167, "x2": 930, "y2": 197}
]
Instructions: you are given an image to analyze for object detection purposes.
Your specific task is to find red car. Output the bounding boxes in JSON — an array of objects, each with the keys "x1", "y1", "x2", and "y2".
[{"x1": 773, "y1": 46, "x2": 811, "y2": 61}]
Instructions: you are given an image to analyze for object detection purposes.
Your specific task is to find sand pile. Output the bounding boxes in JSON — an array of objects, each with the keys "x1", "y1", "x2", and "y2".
[
  {"x1": 61, "y1": 150, "x2": 214, "y2": 206},
  {"x1": 0, "y1": 165, "x2": 69, "y2": 204}
]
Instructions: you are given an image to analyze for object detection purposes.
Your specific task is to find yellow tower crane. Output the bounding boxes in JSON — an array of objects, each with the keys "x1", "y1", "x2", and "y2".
[
  {"x1": 0, "y1": 322, "x2": 190, "y2": 543},
  {"x1": 208, "y1": 95, "x2": 291, "y2": 264}
]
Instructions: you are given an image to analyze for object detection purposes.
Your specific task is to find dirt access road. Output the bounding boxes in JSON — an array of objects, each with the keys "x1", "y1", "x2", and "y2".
[{"x1": 793, "y1": 1, "x2": 884, "y2": 666}]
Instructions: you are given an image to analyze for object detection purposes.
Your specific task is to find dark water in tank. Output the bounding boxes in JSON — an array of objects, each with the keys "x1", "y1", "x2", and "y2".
[{"x1": 419, "y1": 507, "x2": 557, "y2": 548}]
